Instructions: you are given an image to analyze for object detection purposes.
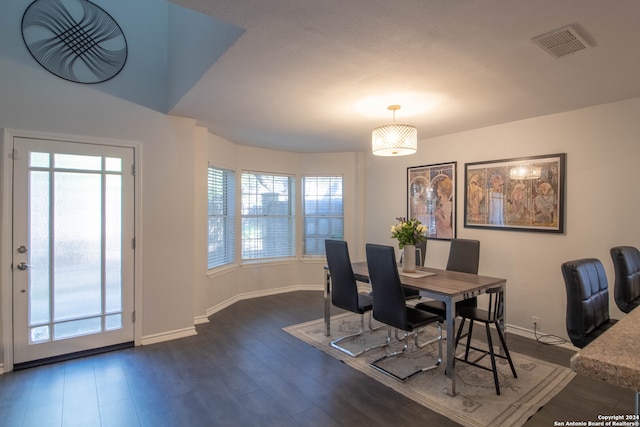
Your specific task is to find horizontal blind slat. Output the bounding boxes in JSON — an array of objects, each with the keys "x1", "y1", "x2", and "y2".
[{"x1": 303, "y1": 176, "x2": 344, "y2": 256}]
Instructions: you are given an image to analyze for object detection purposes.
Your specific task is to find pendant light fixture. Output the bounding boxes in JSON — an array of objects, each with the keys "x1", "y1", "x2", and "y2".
[{"x1": 371, "y1": 105, "x2": 417, "y2": 156}]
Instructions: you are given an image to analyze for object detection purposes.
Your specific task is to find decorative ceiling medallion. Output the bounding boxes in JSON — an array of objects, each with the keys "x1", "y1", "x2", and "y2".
[{"x1": 21, "y1": 0, "x2": 128, "y2": 84}]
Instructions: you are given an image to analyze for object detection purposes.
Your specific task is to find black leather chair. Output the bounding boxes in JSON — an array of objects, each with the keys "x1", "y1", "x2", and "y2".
[
  {"x1": 610, "y1": 246, "x2": 640, "y2": 313},
  {"x1": 365, "y1": 243, "x2": 443, "y2": 382},
  {"x1": 415, "y1": 238, "x2": 480, "y2": 317},
  {"x1": 561, "y1": 258, "x2": 618, "y2": 348},
  {"x1": 454, "y1": 286, "x2": 517, "y2": 395},
  {"x1": 325, "y1": 240, "x2": 387, "y2": 357}
]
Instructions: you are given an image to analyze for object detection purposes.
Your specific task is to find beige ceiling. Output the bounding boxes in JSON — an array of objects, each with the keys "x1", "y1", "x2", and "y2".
[{"x1": 168, "y1": 0, "x2": 640, "y2": 153}]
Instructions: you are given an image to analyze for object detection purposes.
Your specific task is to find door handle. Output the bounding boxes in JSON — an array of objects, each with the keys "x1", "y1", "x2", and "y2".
[{"x1": 17, "y1": 262, "x2": 32, "y2": 271}]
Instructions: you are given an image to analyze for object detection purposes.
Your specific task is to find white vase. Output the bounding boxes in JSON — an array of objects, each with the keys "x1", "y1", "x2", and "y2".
[{"x1": 402, "y1": 244, "x2": 416, "y2": 273}]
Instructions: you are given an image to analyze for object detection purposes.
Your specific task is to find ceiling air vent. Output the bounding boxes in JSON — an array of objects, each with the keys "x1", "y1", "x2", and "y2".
[{"x1": 532, "y1": 25, "x2": 591, "y2": 58}]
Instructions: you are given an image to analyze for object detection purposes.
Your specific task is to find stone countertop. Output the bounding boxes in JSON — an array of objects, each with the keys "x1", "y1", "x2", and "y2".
[{"x1": 570, "y1": 307, "x2": 640, "y2": 391}]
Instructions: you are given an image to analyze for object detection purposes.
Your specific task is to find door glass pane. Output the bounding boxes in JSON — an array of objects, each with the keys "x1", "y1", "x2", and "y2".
[
  {"x1": 30, "y1": 152, "x2": 50, "y2": 168},
  {"x1": 105, "y1": 157, "x2": 122, "y2": 172},
  {"x1": 54, "y1": 318, "x2": 101, "y2": 340},
  {"x1": 29, "y1": 171, "x2": 50, "y2": 324},
  {"x1": 30, "y1": 325, "x2": 50, "y2": 343},
  {"x1": 54, "y1": 172, "x2": 102, "y2": 322},
  {"x1": 105, "y1": 314, "x2": 122, "y2": 330},
  {"x1": 105, "y1": 175, "x2": 122, "y2": 314},
  {"x1": 55, "y1": 154, "x2": 102, "y2": 171}
]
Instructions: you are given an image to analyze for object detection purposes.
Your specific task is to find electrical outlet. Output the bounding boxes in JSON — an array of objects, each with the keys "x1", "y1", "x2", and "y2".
[{"x1": 532, "y1": 316, "x2": 541, "y2": 328}]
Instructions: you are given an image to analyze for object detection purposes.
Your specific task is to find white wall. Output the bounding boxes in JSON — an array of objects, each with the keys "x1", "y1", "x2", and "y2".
[{"x1": 364, "y1": 97, "x2": 640, "y2": 339}]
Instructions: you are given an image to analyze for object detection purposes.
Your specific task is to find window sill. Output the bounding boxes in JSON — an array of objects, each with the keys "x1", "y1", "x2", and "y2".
[
  {"x1": 301, "y1": 257, "x2": 327, "y2": 264},
  {"x1": 240, "y1": 258, "x2": 297, "y2": 268},
  {"x1": 207, "y1": 264, "x2": 238, "y2": 279}
]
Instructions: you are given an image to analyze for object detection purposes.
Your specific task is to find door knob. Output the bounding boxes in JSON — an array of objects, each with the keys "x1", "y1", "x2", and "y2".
[{"x1": 17, "y1": 262, "x2": 31, "y2": 271}]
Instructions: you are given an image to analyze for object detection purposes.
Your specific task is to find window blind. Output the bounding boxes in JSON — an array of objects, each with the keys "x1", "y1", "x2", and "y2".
[
  {"x1": 241, "y1": 171, "x2": 295, "y2": 260},
  {"x1": 208, "y1": 166, "x2": 235, "y2": 269},
  {"x1": 303, "y1": 176, "x2": 344, "y2": 256}
]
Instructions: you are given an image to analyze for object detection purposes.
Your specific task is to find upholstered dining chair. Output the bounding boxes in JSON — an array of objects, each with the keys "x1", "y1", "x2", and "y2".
[
  {"x1": 325, "y1": 239, "x2": 386, "y2": 357},
  {"x1": 365, "y1": 243, "x2": 443, "y2": 382},
  {"x1": 454, "y1": 286, "x2": 517, "y2": 395},
  {"x1": 610, "y1": 246, "x2": 640, "y2": 313},
  {"x1": 561, "y1": 258, "x2": 618, "y2": 348},
  {"x1": 415, "y1": 238, "x2": 480, "y2": 317}
]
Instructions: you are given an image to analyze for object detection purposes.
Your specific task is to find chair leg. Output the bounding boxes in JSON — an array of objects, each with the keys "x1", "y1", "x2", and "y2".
[
  {"x1": 453, "y1": 317, "x2": 467, "y2": 364},
  {"x1": 367, "y1": 311, "x2": 384, "y2": 331},
  {"x1": 330, "y1": 313, "x2": 388, "y2": 357},
  {"x1": 378, "y1": 327, "x2": 409, "y2": 359},
  {"x1": 485, "y1": 323, "x2": 501, "y2": 395},
  {"x1": 495, "y1": 323, "x2": 517, "y2": 378},
  {"x1": 370, "y1": 325, "x2": 442, "y2": 382},
  {"x1": 464, "y1": 320, "x2": 475, "y2": 361},
  {"x1": 415, "y1": 323, "x2": 443, "y2": 364}
]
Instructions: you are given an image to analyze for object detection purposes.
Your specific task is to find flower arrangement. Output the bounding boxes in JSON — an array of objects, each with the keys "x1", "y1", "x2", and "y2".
[{"x1": 390, "y1": 217, "x2": 427, "y2": 248}]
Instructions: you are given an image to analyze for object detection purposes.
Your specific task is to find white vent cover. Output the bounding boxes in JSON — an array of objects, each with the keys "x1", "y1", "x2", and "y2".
[{"x1": 532, "y1": 25, "x2": 591, "y2": 58}]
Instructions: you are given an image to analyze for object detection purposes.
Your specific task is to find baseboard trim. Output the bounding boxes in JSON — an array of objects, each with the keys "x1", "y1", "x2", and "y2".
[
  {"x1": 141, "y1": 326, "x2": 197, "y2": 346},
  {"x1": 506, "y1": 324, "x2": 577, "y2": 351}
]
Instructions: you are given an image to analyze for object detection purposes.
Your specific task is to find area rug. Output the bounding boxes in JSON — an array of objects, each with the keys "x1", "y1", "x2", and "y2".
[{"x1": 283, "y1": 312, "x2": 575, "y2": 427}]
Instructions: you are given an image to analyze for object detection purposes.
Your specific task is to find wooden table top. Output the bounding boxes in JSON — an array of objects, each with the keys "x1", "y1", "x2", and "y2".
[
  {"x1": 570, "y1": 307, "x2": 640, "y2": 391},
  {"x1": 350, "y1": 262, "x2": 506, "y2": 298}
]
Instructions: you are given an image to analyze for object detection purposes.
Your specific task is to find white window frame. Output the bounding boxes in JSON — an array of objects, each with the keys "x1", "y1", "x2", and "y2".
[{"x1": 207, "y1": 165, "x2": 236, "y2": 270}]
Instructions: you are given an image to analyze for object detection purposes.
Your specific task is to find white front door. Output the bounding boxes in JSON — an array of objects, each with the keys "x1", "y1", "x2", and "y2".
[{"x1": 12, "y1": 136, "x2": 135, "y2": 365}]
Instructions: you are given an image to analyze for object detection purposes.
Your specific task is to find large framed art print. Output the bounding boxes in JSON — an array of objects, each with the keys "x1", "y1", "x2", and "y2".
[
  {"x1": 407, "y1": 162, "x2": 456, "y2": 240},
  {"x1": 464, "y1": 153, "x2": 566, "y2": 233}
]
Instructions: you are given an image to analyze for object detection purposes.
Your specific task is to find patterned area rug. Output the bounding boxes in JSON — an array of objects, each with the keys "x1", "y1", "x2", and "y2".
[{"x1": 283, "y1": 312, "x2": 575, "y2": 427}]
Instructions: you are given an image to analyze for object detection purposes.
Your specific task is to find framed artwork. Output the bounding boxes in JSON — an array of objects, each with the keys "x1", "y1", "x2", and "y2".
[
  {"x1": 464, "y1": 153, "x2": 566, "y2": 233},
  {"x1": 407, "y1": 162, "x2": 456, "y2": 240}
]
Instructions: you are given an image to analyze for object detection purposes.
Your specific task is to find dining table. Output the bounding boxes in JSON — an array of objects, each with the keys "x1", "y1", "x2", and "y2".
[
  {"x1": 323, "y1": 262, "x2": 507, "y2": 397},
  {"x1": 570, "y1": 307, "x2": 640, "y2": 416}
]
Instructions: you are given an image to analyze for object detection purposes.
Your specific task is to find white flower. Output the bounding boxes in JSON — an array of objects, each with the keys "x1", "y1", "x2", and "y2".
[{"x1": 390, "y1": 216, "x2": 426, "y2": 248}]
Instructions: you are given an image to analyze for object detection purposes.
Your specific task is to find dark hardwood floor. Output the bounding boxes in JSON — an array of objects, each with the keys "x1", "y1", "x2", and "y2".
[{"x1": 0, "y1": 291, "x2": 634, "y2": 426}]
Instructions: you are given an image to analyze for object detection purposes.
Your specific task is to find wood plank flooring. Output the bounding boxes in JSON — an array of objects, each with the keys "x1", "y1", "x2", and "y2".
[{"x1": 0, "y1": 291, "x2": 634, "y2": 426}]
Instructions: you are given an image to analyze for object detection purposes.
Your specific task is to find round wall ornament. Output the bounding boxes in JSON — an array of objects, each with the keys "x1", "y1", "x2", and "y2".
[{"x1": 21, "y1": 0, "x2": 128, "y2": 84}]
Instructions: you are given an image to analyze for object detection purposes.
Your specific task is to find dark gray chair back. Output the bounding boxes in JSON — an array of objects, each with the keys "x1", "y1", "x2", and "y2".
[
  {"x1": 325, "y1": 239, "x2": 362, "y2": 314},
  {"x1": 365, "y1": 244, "x2": 408, "y2": 329},
  {"x1": 446, "y1": 239, "x2": 480, "y2": 274},
  {"x1": 447, "y1": 239, "x2": 480, "y2": 309},
  {"x1": 610, "y1": 246, "x2": 640, "y2": 313},
  {"x1": 416, "y1": 239, "x2": 427, "y2": 266},
  {"x1": 561, "y1": 258, "x2": 616, "y2": 348}
]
